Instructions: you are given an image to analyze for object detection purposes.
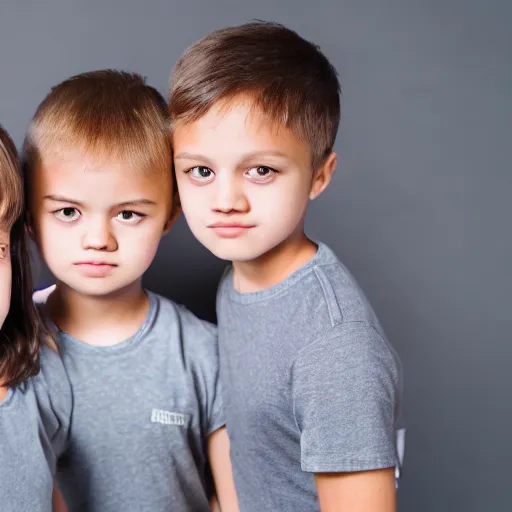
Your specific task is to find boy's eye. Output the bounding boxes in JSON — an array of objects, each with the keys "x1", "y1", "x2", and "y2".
[
  {"x1": 245, "y1": 166, "x2": 277, "y2": 181},
  {"x1": 116, "y1": 211, "x2": 144, "y2": 223},
  {"x1": 54, "y1": 207, "x2": 81, "y2": 222},
  {"x1": 187, "y1": 166, "x2": 214, "y2": 182},
  {"x1": 0, "y1": 244, "x2": 8, "y2": 260}
]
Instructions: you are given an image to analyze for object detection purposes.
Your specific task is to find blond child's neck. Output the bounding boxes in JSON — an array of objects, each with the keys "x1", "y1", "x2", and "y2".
[{"x1": 46, "y1": 280, "x2": 150, "y2": 347}]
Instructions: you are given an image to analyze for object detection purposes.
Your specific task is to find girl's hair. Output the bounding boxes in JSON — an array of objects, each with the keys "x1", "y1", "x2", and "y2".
[{"x1": 0, "y1": 123, "x2": 42, "y2": 387}]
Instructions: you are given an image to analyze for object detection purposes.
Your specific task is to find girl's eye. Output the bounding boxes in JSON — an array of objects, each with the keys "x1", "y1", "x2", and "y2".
[
  {"x1": 0, "y1": 244, "x2": 8, "y2": 260},
  {"x1": 245, "y1": 166, "x2": 277, "y2": 181},
  {"x1": 116, "y1": 211, "x2": 144, "y2": 223},
  {"x1": 54, "y1": 207, "x2": 81, "y2": 222},
  {"x1": 186, "y1": 166, "x2": 215, "y2": 182}
]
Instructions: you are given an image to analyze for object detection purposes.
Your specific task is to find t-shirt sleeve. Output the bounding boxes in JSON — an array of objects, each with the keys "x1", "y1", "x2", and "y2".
[
  {"x1": 188, "y1": 317, "x2": 225, "y2": 436},
  {"x1": 291, "y1": 321, "x2": 401, "y2": 473},
  {"x1": 33, "y1": 346, "x2": 72, "y2": 463}
]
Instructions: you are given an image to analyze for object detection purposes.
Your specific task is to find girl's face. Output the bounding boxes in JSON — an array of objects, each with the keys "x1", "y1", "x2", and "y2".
[{"x1": 0, "y1": 228, "x2": 11, "y2": 330}]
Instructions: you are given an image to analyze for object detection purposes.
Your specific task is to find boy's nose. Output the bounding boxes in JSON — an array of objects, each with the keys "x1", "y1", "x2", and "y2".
[
  {"x1": 212, "y1": 178, "x2": 249, "y2": 213},
  {"x1": 81, "y1": 218, "x2": 117, "y2": 251}
]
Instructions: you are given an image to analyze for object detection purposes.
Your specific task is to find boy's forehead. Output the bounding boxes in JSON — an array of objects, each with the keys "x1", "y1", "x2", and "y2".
[
  {"x1": 173, "y1": 97, "x2": 311, "y2": 162},
  {"x1": 176, "y1": 99, "x2": 287, "y2": 142}
]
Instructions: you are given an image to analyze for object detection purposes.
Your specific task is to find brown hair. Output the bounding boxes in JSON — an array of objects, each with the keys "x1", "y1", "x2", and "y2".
[
  {"x1": 0, "y1": 124, "x2": 43, "y2": 387},
  {"x1": 169, "y1": 21, "x2": 341, "y2": 169},
  {"x1": 23, "y1": 70, "x2": 172, "y2": 181}
]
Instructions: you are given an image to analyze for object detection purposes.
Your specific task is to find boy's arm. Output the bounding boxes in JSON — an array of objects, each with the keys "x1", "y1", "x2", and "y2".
[
  {"x1": 315, "y1": 468, "x2": 396, "y2": 511},
  {"x1": 52, "y1": 482, "x2": 67, "y2": 512},
  {"x1": 292, "y1": 323, "x2": 401, "y2": 512},
  {"x1": 208, "y1": 427, "x2": 239, "y2": 512}
]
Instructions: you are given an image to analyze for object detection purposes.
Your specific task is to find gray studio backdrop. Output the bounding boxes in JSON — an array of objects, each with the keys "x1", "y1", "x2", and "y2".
[{"x1": 1, "y1": 1, "x2": 510, "y2": 510}]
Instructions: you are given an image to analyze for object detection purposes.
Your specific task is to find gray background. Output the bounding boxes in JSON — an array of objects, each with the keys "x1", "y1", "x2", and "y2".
[{"x1": 1, "y1": 1, "x2": 511, "y2": 510}]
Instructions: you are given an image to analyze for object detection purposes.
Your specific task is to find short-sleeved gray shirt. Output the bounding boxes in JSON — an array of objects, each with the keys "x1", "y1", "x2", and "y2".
[
  {"x1": 217, "y1": 242, "x2": 402, "y2": 511},
  {"x1": 42, "y1": 291, "x2": 223, "y2": 512},
  {"x1": 0, "y1": 346, "x2": 72, "y2": 512}
]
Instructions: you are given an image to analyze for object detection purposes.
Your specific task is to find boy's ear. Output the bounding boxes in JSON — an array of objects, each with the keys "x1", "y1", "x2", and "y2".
[
  {"x1": 309, "y1": 151, "x2": 337, "y2": 200},
  {"x1": 162, "y1": 192, "x2": 182, "y2": 235}
]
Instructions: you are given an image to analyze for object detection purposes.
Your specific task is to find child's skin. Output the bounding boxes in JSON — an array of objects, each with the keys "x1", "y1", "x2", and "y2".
[
  {"x1": 173, "y1": 98, "x2": 336, "y2": 292},
  {"x1": 173, "y1": 97, "x2": 397, "y2": 511},
  {"x1": 30, "y1": 150, "x2": 176, "y2": 343}
]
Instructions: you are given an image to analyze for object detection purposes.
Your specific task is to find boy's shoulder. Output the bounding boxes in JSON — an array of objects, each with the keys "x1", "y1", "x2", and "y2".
[{"x1": 219, "y1": 242, "x2": 379, "y2": 325}]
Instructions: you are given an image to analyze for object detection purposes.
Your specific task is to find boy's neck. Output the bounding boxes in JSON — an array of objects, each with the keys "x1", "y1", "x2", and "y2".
[
  {"x1": 47, "y1": 280, "x2": 150, "y2": 347},
  {"x1": 232, "y1": 233, "x2": 318, "y2": 293},
  {"x1": 0, "y1": 386, "x2": 7, "y2": 403}
]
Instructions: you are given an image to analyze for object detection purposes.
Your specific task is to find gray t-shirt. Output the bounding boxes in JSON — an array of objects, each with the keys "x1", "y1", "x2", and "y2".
[
  {"x1": 0, "y1": 346, "x2": 72, "y2": 512},
  {"x1": 217, "y1": 242, "x2": 402, "y2": 511},
  {"x1": 44, "y1": 291, "x2": 223, "y2": 512}
]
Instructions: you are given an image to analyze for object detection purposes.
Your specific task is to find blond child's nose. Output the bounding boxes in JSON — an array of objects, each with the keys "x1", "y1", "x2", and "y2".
[{"x1": 81, "y1": 218, "x2": 117, "y2": 251}]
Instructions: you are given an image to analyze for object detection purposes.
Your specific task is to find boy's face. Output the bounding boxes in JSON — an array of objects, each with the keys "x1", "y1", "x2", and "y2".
[
  {"x1": 0, "y1": 228, "x2": 12, "y2": 329},
  {"x1": 29, "y1": 150, "x2": 176, "y2": 297},
  {"x1": 174, "y1": 98, "x2": 336, "y2": 262}
]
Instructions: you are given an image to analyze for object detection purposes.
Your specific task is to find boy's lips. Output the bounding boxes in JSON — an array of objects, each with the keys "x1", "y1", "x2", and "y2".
[{"x1": 207, "y1": 222, "x2": 255, "y2": 238}]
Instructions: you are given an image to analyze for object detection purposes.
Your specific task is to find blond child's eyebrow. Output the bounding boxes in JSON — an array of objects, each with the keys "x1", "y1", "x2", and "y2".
[
  {"x1": 43, "y1": 195, "x2": 157, "y2": 208},
  {"x1": 44, "y1": 194, "x2": 84, "y2": 207},
  {"x1": 115, "y1": 199, "x2": 157, "y2": 208}
]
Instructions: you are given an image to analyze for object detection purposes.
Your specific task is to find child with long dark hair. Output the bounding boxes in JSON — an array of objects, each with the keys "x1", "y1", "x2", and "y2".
[{"x1": 0, "y1": 123, "x2": 71, "y2": 512}]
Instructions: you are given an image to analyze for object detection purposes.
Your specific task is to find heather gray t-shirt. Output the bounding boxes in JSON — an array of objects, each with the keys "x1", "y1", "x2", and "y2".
[
  {"x1": 0, "y1": 346, "x2": 72, "y2": 512},
  {"x1": 42, "y1": 291, "x2": 223, "y2": 512},
  {"x1": 217, "y1": 242, "x2": 402, "y2": 511}
]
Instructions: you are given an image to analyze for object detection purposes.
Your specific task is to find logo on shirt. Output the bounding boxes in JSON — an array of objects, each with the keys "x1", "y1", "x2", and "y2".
[{"x1": 151, "y1": 408, "x2": 187, "y2": 426}]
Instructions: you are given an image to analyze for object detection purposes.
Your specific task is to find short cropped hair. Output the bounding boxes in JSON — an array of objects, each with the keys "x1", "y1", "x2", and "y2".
[
  {"x1": 169, "y1": 21, "x2": 341, "y2": 169},
  {"x1": 23, "y1": 70, "x2": 171, "y2": 179},
  {"x1": 0, "y1": 124, "x2": 43, "y2": 387}
]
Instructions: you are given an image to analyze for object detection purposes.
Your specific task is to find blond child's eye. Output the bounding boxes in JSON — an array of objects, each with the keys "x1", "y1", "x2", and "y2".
[
  {"x1": 54, "y1": 208, "x2": 81, "y2": 222},
  {"x1": 116, "y1": 211, "x2": 144, "y2": 223},
  {"x1": 245, "y1": 166, "x2": 277, "y2": 180},
  {"x1": 0, "y1": 243, "x2": 8, "y2": 260}
]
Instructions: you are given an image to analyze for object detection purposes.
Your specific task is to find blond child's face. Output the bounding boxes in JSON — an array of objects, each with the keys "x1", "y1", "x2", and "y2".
[
  {"x1": 29, "y1": 151, "x2": 175, "y2": 298},
  {"x1": 0, "y1": 229, "x2": 11, "y2": 329},
  {"x1": 173, "y1": 98, "x2": 336, "y2": 262}
]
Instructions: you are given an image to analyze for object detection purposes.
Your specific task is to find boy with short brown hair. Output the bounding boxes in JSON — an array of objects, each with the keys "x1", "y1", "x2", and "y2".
[{"x1": 170, "y1": 21, "x2": 402, "y2": 511}]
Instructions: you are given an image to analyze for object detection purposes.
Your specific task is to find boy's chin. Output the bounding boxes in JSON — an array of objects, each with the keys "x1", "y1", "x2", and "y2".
[{"x1": 206, "y1": 243, "x2": 269, "y2": 264}]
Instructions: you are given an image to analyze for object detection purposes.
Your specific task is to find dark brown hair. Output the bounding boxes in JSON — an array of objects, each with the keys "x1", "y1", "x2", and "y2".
[
  {"x1": 24, "y1": 70, "x2": 172, "y2": 179},
  {"x1": 0, "y1": 124, "x2": 43, "y2": 387},
  {"x1": 169, "y1": 21, "x2": 341, "y2": 169}
]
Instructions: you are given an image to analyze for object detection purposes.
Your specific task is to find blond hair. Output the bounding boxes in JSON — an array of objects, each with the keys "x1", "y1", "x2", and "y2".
[{"x1": 24, "y1": 70, "x2": 171, "y2": 177}]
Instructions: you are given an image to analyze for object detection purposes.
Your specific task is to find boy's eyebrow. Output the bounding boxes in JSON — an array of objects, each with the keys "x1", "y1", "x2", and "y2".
[
  {"x1": 174, "y1": 152, "x2": 214, "y2": 165},
  {"x1": 175, "y1": 150, "x2": 288, "y2": 162},
  {"x1": 43, "y1": 195, "x2": 157, "y2": 208}
]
